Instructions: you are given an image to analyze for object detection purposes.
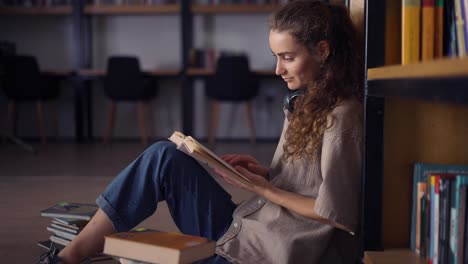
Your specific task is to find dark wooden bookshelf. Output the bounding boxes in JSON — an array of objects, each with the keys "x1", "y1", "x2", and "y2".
[
  {"x1": 0, "y1": 6, "x2": 72, "y2": 15},
  {"x1": 191, "y1": 4, "x2": 281, "y2": 14},
  {"x1": 83, "y1": 4, "x2": 180, "y2": 15},
  {"x1": 362, "y1": 1, "x2": 468, "y2": 262}
]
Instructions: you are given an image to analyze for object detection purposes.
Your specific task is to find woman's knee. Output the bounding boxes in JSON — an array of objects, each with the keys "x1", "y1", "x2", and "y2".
[{"x1": 143, "y1": 141, "x2": 180, "y2": 162}]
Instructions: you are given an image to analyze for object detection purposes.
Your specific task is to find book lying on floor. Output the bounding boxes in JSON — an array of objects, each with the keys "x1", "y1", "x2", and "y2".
[
  {"x1": 40, "y1": 202, "x2": 98, "y2": 220},
  {"x1": 103, "y1": 228, "x2": 216, "y2": 264},
  {"x1": 168, "y1": 131, "x2": 254, "y2": 187}
]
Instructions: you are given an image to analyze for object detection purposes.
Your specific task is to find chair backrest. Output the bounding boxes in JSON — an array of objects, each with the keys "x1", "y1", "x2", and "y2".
[
  {"x1": 206, "y1": 55, "x2": 258, "y2": 102},
  {"x1": 104, "y1": 56, "x2": 150, "y2": 101},
  {"x1": 2, "y1": 55, "x2": 43, "y2": 100}
]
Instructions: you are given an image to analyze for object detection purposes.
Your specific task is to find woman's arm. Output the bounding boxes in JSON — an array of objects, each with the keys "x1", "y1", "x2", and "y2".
[
  {"x1": 216, "y1": 166, "x2": 352, "y2": 233},
  {"x1": 261, "y1": 183, "x2": 353, "y2": 233}
]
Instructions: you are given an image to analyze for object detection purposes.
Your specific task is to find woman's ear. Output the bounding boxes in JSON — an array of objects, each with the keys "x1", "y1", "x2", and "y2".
[{"x1": 316, "y1": 40, "x2": 330, "y2": 63}]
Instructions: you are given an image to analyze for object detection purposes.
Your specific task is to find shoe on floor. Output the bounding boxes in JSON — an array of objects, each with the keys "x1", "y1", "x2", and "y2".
[{"x1": 37, "y1": 243, "x2": 64, "y2": 264}]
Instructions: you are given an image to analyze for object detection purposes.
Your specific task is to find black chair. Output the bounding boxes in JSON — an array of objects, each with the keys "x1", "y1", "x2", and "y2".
[
  {"x1": 2, "y1": 55, "x2": 61, "y2": 144},
  {"x1": 206, "y1": 55, "x2": 258, "y2": 144},
  {"x1": 103, "y1": 56, "x2": 158, "y2": 145}
]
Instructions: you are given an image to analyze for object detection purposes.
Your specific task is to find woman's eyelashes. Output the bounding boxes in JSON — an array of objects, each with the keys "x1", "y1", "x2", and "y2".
[{"x1": 272, "y1": 53, "x2": 294, "y2": 62}]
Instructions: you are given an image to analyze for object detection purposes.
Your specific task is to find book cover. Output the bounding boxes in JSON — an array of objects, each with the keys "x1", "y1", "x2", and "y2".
[
  {"x1": 410, "y1": 163, "x2": 468, "y2": 252},
  {"x1": 103, "y1": 229, "x2": 216, "y2": 264},
  {"x1": 168, "y1": 131, "x2": 254, "y2": 187},
  {"x1": 40, "y1": 202, "x2": 98, "y2": 220},
  {"x1": 421, "y1": 0, "x2": 435, "y2": 61},
  {"x1": 434, "y1": 0, "x2": 444, "y2": 57},
  {"x1": 402, "y1": 0, "x2": 421, "y2": 64}
]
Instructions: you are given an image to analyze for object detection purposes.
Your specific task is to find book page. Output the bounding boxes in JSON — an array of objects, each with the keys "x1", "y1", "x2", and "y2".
[{"x1": 168, "y1": 131, "x2": 254, "y2": 187}]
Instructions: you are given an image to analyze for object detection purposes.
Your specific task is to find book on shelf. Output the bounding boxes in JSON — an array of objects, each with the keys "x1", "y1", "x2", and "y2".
[
  {"x1": 437, "y1": 175, "x2": 453, "y2": 264},
  {"x1": 428, "y1": 175, "x2": 440, "y2": 263},
  {"x1": 415, "y1": 182, "x2": 427, "y2": 254},
  {"x1": 402, "y1": 0, "x2": 421, "y2": 64},
  {"x1": 454, "y1": 0, "x2": 467, "y2": 57},
  {"x1": 410, "y1": 163, "x2": 468, "y2": 252},
  {"x1": 421, "y1": 0, "x2": 435, "y2": 61},
  {"x1": 449, "y1": 174, "x2": 468, "y2": 264},
  {"x1": 40, "y1": 202, "x2": 98, "y2": 220},
  {"x1": 456, "y1": 185, "x2": 467, "y2": 264},
  {"x1": 434, "y1": 0, "x2": 444, "y2": 58},
  {"x1": 103, "y1": 228, "x2": 216, "y2": 264},
  {"x1": 168, "y1": 131, "x2": 254, "y2": 187}
]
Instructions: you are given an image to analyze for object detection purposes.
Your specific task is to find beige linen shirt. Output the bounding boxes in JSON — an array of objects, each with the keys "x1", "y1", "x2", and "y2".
[{"x1": 216, "y1": 99, "x2": 363, "y2": 264}]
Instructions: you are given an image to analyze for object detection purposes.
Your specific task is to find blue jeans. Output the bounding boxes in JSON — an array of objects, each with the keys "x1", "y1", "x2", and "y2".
[{"x1": 96, "y1": 141, "x2": 236, "y2": 263}]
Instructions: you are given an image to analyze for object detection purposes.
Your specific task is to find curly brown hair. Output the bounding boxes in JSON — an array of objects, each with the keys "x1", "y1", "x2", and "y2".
[{"x1": 269, "y1": 1, "x2": 363, "y2": 162}]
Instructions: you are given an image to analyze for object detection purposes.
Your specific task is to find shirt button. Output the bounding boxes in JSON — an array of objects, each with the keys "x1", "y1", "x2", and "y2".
[
  {"x1": 257, "y1": 199, "x2": 263, "y2": 205},
  {"x1": 233, "y1": 223, "x2": 239, "y2": 228}
]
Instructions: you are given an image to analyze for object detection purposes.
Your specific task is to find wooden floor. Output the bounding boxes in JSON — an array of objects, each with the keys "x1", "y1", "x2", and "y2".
[{"x1": 0, "y1": 140, "x2": 277, "y2": 263}]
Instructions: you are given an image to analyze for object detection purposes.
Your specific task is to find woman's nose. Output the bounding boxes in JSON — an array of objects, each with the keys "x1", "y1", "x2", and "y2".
[{"x1": 275, "y1": 61, "x2": 286, "y2": 75}]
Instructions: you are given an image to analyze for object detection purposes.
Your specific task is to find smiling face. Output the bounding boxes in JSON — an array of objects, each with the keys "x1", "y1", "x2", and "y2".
[{"x1": 269, "y1": 30, "x2": 320, "y2": 90}]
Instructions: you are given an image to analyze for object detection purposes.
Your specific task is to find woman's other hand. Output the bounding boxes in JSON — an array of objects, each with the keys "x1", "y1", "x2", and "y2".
[{"x1": 221, "y1": 154, "x2": 270, "y2": 180}]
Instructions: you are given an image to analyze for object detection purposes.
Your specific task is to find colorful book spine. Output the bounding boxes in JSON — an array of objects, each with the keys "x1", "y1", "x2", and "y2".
[
  {"x1": 402, "y1": 0, "x2": 421, "y2": 64},
  {"x1": 429, "y1": 175, "x2": 440, "y2": 264},
  {"x1": 416, "y1": 182, "x2": 428, "y2": 254},
  {"x1": 420, "y1": 192, "x2": 429, "y2": 259},
  {"x1": 410, "y1": 163, "x2": 468, "y2": 252},
  {"x1": 434, "y1": 0, "x2": 444, "y2": 57},
  {"x1": 460, "y1": 0, "x2": 468, "y2": 54},
  {"x1": 449, "y1": 175, "x2": 468, "y2": 264},
  {"x1": 454, "y1": 0, "x2": 467, "y2": 56},
  {"x1": 422, "y1": 0, "x2": 435, "y2": 60},
  {"x1": 438, "y1": 177, "x2": 452, "y2": 264},
  {"x1": 457, "y1": 185, "x2": 467, "y2": 264}
]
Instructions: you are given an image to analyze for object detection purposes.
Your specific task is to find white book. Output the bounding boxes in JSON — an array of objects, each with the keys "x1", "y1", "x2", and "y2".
[
  {"x1": 49, "y1": 234, "x2": 72, "y2": 247},
  {"x1": 168, "y1": 131, "x2": 254, "y2": 187},
  {"x1": 47, "y1": 226, "x2": 77, "y2": 241}
]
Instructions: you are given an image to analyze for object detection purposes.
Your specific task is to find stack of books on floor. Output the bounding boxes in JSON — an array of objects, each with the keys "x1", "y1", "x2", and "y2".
[{"x1": 37, "y1": 202, "x2": 111, "y2": 262}]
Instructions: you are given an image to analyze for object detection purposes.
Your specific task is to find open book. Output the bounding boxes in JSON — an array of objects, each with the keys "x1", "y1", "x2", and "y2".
[{"x1": 168, "y1": 131, "x2": 254, "y2": 187}]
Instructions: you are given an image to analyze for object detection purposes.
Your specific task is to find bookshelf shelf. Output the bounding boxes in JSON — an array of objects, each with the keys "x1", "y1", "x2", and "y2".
[
  {"x1": 191, "y1": 4, "x2": 281, "y2": 14},
  {"x1": 0, "y1": 6, "x2": 72, "y2": 15},
  {"x1": 83, "y1": 4, "x2": 180, "y2": 15},
  {"x1": 368, "y1": 58, "x2": 468, "y2": 80},
  {"x1": 367, "y1": 58, "x2": 468, "y2": 103}
]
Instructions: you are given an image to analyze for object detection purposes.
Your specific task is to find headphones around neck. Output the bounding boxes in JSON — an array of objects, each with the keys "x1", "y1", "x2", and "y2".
[{"x1": 283, "y1": 89, "x2": 305, "y2": 113}]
